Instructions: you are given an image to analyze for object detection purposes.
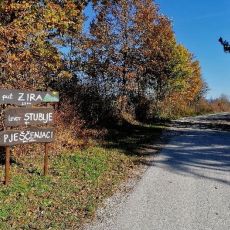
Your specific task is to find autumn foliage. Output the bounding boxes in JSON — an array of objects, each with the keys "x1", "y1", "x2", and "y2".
[
  {"x1": 79, "y1": 0, "x2": 207, "y2": 120},
  {"x1": 0, "y1": 0, "x2": 211, "y2": 143}
]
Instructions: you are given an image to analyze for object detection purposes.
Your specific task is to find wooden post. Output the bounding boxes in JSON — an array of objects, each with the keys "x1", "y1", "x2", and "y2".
[
  {"x1": 44, "y1": 143, "x2": 48, "y2": 176},
  {"x1": 5, "y1": 146, "x2": 10, "y2": 185}
]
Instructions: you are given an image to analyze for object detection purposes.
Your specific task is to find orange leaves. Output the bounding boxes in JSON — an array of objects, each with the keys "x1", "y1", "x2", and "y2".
[
  {"x1": 44, "y1": 2, "x2": 66, "y2": 28},
  {"x1": 0, "y1": 0, "x2": 89, "y2": 89},
  {"x1": 43, "y1": 1, "x2": 83, "y2": 33},
  {"x1": 0, "y1": 0, "x2": 206, "y2": 120},
  {"x1": 1, "y1": 1, "x2": 31, "y2": 14}
]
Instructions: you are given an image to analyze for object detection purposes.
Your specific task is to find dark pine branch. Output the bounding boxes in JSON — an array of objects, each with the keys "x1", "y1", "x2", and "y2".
[{"x1": 219, "y1": 37, "x2": 230, "y2": 53}]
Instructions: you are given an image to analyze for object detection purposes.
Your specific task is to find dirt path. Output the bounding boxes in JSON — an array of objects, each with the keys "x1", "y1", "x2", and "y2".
[{"x1": 84, "y1": 113, "x2": 230, "y2": 230}]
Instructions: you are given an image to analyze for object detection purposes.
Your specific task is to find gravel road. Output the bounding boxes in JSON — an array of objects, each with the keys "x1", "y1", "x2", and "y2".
[{"x1": 84, "y1": 113, "x2": 230, "y2": 230}]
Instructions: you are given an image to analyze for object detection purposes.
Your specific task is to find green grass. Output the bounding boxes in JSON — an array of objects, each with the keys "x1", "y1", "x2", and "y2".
[
  {"x1": 0, "y1": 123, "x2": 165, "y2": 229},
  {"x1": 0, "y1": 147, "x2": 133, "y2": 229}
]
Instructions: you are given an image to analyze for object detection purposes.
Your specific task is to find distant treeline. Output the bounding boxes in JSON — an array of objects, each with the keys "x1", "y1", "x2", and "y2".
[
  {"x1": 197, "y1": 95, "x2": 230, "y2": 114},
  {"x1": 0, "y1": 0, "x2": 213, "y2": 131}
]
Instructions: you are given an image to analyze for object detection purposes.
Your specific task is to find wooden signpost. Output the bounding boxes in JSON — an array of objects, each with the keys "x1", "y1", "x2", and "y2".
[
  {"x1": 0, "y1": 89, "x2": 59, "y2": 185},
  {"x1": 4, "y1": 107, "x2": 54, "y2": 127},
  {"x1": 0, "y1": 89, "x2": 59, "y2": 106},
  {"x1": 0, "y1": 128, "x2": 54, "y2": 146}
]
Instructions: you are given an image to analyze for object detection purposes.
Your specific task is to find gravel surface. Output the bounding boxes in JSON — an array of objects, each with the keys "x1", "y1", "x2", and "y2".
[{"x1": 84, "y1": 113, "x2": 230, "y2": 230}]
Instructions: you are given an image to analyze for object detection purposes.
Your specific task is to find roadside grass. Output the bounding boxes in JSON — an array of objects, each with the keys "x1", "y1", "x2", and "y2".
[
  {"x1": 0, "y1": 123, "x2": 165, "y2": 229},
  {"x1": 103, "y1": 122, "x2": 166, "y2": 156}
]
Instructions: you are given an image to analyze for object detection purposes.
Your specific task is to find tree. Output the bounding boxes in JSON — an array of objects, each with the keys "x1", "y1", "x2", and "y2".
[
  {"x1": 219, "y1": 37, "x2": 230, "y2": 53},
  {"x1": 161, "y1": 45, "x2": 206, "y2": 117},
  {"x1": 0, "y1": 0, "x2": 111, "y2": 90},
  {"x1": 85, "y1": 0, "x2": 140, "y2": 113},
  {"x1": 83, "y1": 0, "x2": 207, "y2": 119},
  {"x1": 0, "y1": 0, "x2": 207, "y2": 122}
]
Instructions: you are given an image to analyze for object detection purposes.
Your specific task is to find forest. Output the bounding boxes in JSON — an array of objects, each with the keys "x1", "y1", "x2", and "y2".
[
  {"x1": 1, "y1": 0, "x2": 229, "y2": 127},
  {"x1": 0, "y1": 0, "x2": 207, "y2": 125},
  {"x1": 0, "y1": 1, "x2": 230, "y2": 228}
]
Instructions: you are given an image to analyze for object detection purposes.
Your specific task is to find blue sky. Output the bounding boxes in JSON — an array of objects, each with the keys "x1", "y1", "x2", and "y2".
[
  {"x1": 85, "y1": 1, "x2": 230, "y2": 98},
  {"x1": 155, "y1": 0, "x2": 230, "y2": 98}
]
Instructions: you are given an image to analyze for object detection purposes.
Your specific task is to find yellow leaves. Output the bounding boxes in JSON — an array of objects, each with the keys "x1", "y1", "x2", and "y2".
[
  {"x1": 7, "y1": 53, "x2": 18, "y2": 62},
  {"x1": 0, "y1": 0, "x2": 86, "y2": 89},
  {"x1": 0, "y1": 0, "x2": 206, "y2": 119},
  {"x1": 58, "y1": 71, "x2": 73, "y2": 79},
  {"x1": 4, "y1": 2, "x2": 31, "y2": 12},
  {"x1": 43, "y1": 1, "x2": 83, "y2": 33},
  {"x1": 20, "y1": 50, "x2": 32, "y2": 60},
  {"x1": 0, "y1": 38, "x2": 5, "y2": 53}
]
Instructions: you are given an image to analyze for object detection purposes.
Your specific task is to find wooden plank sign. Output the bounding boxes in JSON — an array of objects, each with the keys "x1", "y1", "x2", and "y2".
[
  {"x1": 0, "y1": 128, "x2": 54, "y2": 146},
  {"x1": 0, "y1": 89, "x2": 59, "y2": 183},
  {"x1": 4, "y1": 107, "x2": 54, "y2": 127},
  {"x1": 0, "y1": 89, "x2": 59, "y2": 106}
]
